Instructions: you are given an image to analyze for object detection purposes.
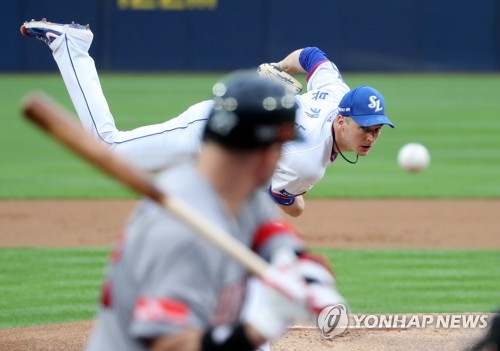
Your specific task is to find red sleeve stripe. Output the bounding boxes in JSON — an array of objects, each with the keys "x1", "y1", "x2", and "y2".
[
  {"x1": 100, "y1": 281, "x2": 112, "y2": 307},
  {"x1": 306, "y1": 60, "x2": 329, "y2": 82},
  {"x1": 134, "y1": 297, "x2": 189, "y2": 325},
  {"x1": 252, "y1": 220, "x2": 300, "y2": 252}
]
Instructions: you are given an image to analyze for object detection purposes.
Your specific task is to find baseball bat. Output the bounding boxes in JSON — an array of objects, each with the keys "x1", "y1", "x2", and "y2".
[{"x1": 21, "y1": 91, "x2": 269, "y2": 277}]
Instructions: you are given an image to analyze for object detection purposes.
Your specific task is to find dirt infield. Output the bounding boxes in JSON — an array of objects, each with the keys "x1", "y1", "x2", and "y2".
[{"x1": 0, "y1": 199, "x2": 498, "y2": 350}]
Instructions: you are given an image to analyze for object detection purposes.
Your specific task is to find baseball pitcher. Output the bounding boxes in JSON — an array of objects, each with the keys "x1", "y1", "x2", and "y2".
[{"x1": 20, "y1": 19, "x2": 394, "y2": 218}]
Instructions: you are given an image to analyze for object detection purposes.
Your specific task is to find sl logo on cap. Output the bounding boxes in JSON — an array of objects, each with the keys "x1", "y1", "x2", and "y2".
[{"x1": 368, "y1": 95, "x2": 383, "y2": 113}]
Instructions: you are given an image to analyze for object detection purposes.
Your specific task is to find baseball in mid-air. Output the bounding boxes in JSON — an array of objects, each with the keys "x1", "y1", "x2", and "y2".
[{"x1": 397, "y1": 143, "x2": 430, "y2": 173}]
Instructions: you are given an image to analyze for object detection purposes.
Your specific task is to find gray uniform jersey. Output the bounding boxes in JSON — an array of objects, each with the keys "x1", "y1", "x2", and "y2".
[{"x1": 86, "y1": 162, "x2": 303, "y2": 351}]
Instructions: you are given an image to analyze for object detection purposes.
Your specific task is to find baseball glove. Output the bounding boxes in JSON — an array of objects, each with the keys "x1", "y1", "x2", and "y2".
[{"x1": 257, "y1": 63, "x2": 303, "y2": 95}]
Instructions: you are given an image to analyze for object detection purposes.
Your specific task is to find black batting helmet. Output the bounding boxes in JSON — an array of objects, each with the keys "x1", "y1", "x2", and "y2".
[{"x1": 203, "y1": 71, "x2": 297, "y2": 150}]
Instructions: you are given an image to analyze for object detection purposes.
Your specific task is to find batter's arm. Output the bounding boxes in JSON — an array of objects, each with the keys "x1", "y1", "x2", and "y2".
[
  {"x1": 150, "y1": 329, "x2": 202, "y2": 351},
  {"x1": 150, "y1": 324, "x2": 265, "y2": 351}
]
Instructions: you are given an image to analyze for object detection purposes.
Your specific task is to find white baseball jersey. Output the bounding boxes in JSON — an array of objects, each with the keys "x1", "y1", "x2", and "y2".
[
  {"x1": 49, "y1": 31, "x2": 349, "y2": 203},
  {"x1": 270, "y1": 53, "x2": 350, "y2": 202}
]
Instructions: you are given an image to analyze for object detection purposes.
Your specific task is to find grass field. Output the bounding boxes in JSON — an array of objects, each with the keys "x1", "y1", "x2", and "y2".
[
  {"x1": 1, "y1": 73, "x2": 499, "y2": 198},
  {"x1": 0, "y1": 73, "x2": 499, "y2": 329},
  {"x1": 0, "y1": 248, "x2": 107, "y2": 329},
  {"x1": 1, "y1": 248, "x2": 499, "y2": 329}
]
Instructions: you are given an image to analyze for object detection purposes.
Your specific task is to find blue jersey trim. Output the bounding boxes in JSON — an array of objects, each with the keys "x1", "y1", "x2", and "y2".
[
  {"x1": 299, "y1": 47, "x2": 329, "y2": 72},
  {"x1": 268, "y1": 187, "x2": 296, "y2": 206}
]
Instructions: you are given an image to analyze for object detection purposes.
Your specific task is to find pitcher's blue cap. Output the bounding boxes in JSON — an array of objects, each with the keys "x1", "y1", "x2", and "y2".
[{"x1": 338, "y1": 85, "x2": 394, "y2": 128}]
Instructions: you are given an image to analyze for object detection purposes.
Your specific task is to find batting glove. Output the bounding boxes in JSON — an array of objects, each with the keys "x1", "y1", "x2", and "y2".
[
  {"x1": 243, "y1": 251, "x2": 310, "y2": 341},
  {"x1": 294, "y1": 255, "x2": 347, "y2": 313}
]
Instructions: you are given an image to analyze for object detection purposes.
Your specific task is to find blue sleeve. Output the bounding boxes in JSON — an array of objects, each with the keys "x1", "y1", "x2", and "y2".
[
  {"x1": 299, "y1": 47, "x2": 329, "y2": 72},
  {"x1": 268, "y1": 187, "x2": 296, "y2": 206}
]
